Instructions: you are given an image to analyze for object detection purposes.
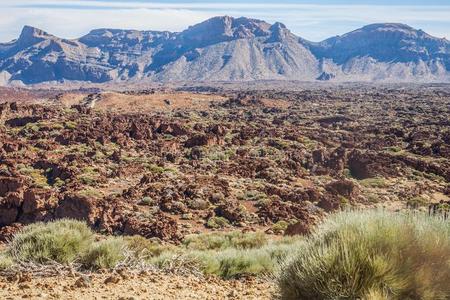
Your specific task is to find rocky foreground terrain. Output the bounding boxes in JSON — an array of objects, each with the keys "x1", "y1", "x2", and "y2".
[
  {"x1": 0, "y1": 270, "x2": 275, "y2": 300},
  {"x1": 0, "y1": 84, "x2": 449, "y2": 241},
  {"x1": 0, "y1": 84, "x2": 449, "y2": 298}
]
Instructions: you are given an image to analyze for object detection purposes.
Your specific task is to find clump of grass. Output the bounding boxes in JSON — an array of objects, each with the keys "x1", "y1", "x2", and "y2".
[
  {"x1": 124, "y1": 235, "x2": 173, "y2": 258},
  {"x1": 360, "y1": 177, "x2": 388, "y2": 188},
  {"x1": 0, "y1": 252, "x2": 14, "y2": 270},
  {"x1": 206, "y1": 216, "x2": 230, "y2": 229},
  {"x1": 183, "y1": 231, "x2": 267, "y2": 251},
  {"x1": 278, "y1": 210, "x2": 450, "y2": 300},
  {"x1": 9, "y1": 219, "x2": 94, "y2": 264},
  {"x1": 64, "y1": 121, "x2": 77, "y2": 130},
  {"x1": 272, "y1": 220, "x2": 289, "y2": 234},
  {"x1": 17, "y1": 165, "x2": 50, "y2": 188},
  {"x1": 80, "y1": 237, "x2": 127, "y2": 270},
  {"x1": 407, "y1": 196, "x2": 429, "y2": 208},
  {"x1": 138, "y1": 197, "x2": 154, "y2": 206},
  {"x1": 149, "y1": 237, "x2": 303, "y2": 279}
]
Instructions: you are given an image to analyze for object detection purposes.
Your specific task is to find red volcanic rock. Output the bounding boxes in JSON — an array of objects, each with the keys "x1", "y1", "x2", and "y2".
[
  {"x1": 0, "y1": 207, "x2": 18, "y2": 226},
  {"x1": 284, "y1": 220, "x2": 312, "y2": 236},
  {"x1": 0, "y1": 223, "x2": 23, "y2": 242},
  {"x1": 312, "y1": 148, "x2": 326, "y2": 163},
  {"x1": 325, "y1": 180, "x2": 359, "y2": 200},
  {"x1": 0, "y1": 177, "x2": 25, "y2": 226},
  {"x1": 4, "y1": 192, "x2": 23, "y2": 207},
  {"x1": 2, "y1": 141, "x2": 22, "y2": 153},
  {"x1": 184, "y1": 134, "x2": 223, "y2": 148},
  {"x1": 215, "y1": 201, "x2": 247, "y2": 223},
  {"x1": 157, "y1": 123, "x2": 188, "y2": 136},
  {"x1": 123, "y1": 213, "x2": 179, "y2": 241},
  {"x1": 19, "y1": 189, "x2": 57, "y2": 223},
  {"x1": 347, "y1": 150, "x2": 395, "y2": 179},
  {"x1": 130, "y1": 122, "x2": 153, "y2": 140},
  {"x1": 317, "y1": 197, "x2": 341, "y2": 212},
  {"x1": 208, "y1": 124, "x2": 227, "y2": 136},
  {"x1": 258, "y1": 200, "x2": 310, "y2": 223},
  {"x1": 0, "y1": 177, "x2": 24, "y2": 196},
  {"x1": 325, "y1": 147, "x2": 347, "y2": 171},
  {"x1": 265, "y1": 185, "x2": 321, "y2": 203},
  {"x1": 55, "y1": 193, "x2": 103, "y2": 226}
]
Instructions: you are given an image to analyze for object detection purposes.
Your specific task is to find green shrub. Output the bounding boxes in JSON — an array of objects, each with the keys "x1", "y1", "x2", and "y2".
[
  {"x1": 278, "y1": 210, "x2": 450, "y2": 300},
  {"x1": 360, "y1": 177, "x2": 388, "y2": 188},
  {"x1": 272, "y1": 220, "x2": 289, "y2": 234},
  {"x1": 0, "y1": 252, "x2": 14, "y2": 270},
  {"x1": 150, "y1": 234, "x2": 303, "y2": 279},
  {"x1": 206, "y1": 216, "x2": 230, "y2": 229},
  {"x1": 138, "y1": 197, "x2": 154, "y2": 206},
  {"x1": 183, "y1": 231, "x2": 267, "y2": 251},
  {"x1": 18, "y1": 166, "x2": 50, "y2": 188},
  {"x1": 64, "y1": 121, "x2": 77, "y2": 130},
  {"x1": 124, "y1": 235, "x2": 173, "y2": 259},
  {"x1": 9, "y1": 220, "x2": 94, "y2": 264},
  {"x1": 81, "y1": 237, "x2": 127, "y2": 270},
  {"x1": 407, "y1": 196, "x2": 428, "y2": 207}
]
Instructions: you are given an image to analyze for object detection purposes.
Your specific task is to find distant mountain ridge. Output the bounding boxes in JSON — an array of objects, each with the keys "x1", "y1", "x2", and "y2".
[{"x1": 0, "y1": 16, "x2": 449, "y2": 85}]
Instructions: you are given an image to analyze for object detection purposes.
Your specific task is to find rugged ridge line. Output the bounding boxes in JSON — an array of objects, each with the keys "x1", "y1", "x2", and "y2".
[{"x1": 0, "y1": 16, "x2": 449, "y2": 85}]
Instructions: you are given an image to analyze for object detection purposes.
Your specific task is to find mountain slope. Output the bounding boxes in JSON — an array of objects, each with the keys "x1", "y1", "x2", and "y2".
[
  {"x1": 305, "y1": 23, "x2": 450, "y2": 82},
  {"x1": 0, "y1": 17, "x2": 449, "y2": 85}
]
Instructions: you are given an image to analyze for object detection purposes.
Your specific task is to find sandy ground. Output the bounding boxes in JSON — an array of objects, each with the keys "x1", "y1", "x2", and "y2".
[{"x1": 0, "y1": 271, "x2": 276, "y2": 300}]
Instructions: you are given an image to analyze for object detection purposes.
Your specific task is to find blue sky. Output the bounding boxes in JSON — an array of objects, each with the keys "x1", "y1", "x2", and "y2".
[{"x1": 1, "y1": 0, "x2": 450, "y2": 42}]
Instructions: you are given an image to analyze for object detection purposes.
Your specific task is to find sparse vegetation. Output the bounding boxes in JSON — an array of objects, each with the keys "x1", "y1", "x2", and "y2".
[
  {"x1": 0, "y1": 219, "x2": 302, "y2": 279},
  {"x1": 148, "y1": 235, "x2": 303, "y2": 279},
  {"x1": 0, "y1": 87, "x2": 449, "y2": 298}
]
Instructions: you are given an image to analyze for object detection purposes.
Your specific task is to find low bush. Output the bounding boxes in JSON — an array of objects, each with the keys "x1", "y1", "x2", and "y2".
[
  {"x1": 9, "y1": 219, "x2": 94, "y2": 264},
  {"x1": 278, "y1": 210, "x2": 450, "y2": 300},
  {"x1": 124, "y1": 235, "x2": 173, "y2": 258},
  {"x1": 150, "y1": 235, "x2": 303, "y2": 278},
  {"x1": 272, "y1": 220, "x2": 289, "y2": 234},
  {"x1": 183, "y1": 231, "x2": 267, "y2": 251},
  {"x1": 81, "y1": 237, "x2": 127, "y2": 270},
  {"x1": 0, "y1": 252, "x2": 13, "y2": 270},
  {"x1": 360, "y1": 177, "x2": 388, "y2": 188},
  {"x1": 206, "y1": 216, "x2": 230, "y2": 229}
]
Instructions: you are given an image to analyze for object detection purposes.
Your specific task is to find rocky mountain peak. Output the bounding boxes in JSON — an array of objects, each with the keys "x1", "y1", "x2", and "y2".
[
  {"x1": 180, "y1": 16, "x2": 271, "y2": 46},
  {"x1": 355, "y1": 23, "x2": 435, "y2": 39},
  {"x1": 20, "y1": 25, "x2": 50, "y2": 38},
  {"x1": 17, "y1": 25, "x2": 51, "y2": 47},
  {"x1": 267, "y1": 22, "x2": 291, "y2": 42}
]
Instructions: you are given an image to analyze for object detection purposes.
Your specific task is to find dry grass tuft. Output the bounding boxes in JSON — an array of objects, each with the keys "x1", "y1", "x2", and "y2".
[{"x1": 278, "y1": 210, "x2": 450, "y2": 300}]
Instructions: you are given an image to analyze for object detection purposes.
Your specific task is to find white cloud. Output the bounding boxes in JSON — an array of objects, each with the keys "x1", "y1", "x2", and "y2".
[{"x1": 0, "y1": 1, "x2": 449, "y2": 42}]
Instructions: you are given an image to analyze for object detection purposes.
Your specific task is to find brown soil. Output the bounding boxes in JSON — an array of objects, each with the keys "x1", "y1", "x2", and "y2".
[{"x1": 0, "y1": 271, "x2": 275, "y2": 300}]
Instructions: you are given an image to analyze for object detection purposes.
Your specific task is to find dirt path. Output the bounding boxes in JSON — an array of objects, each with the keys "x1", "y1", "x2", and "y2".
[{"x1": 0, "y1": 271, "x2": 276, "y2": 300}]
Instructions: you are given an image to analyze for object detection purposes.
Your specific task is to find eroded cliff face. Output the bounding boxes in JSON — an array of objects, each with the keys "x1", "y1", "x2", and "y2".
[{"x1": 0, "y1": 17, "x2": 449, "y2": 85}]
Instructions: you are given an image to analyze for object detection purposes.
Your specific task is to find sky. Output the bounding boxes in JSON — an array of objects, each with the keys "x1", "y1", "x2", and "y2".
[{"x1": 1, "y1": 0, "x2": 450, "y2": 43}]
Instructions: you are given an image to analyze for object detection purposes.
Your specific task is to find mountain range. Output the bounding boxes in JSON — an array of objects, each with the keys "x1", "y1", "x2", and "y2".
[{"x1": 0, "y1": 16, "x2": 449, "y2": 85}]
